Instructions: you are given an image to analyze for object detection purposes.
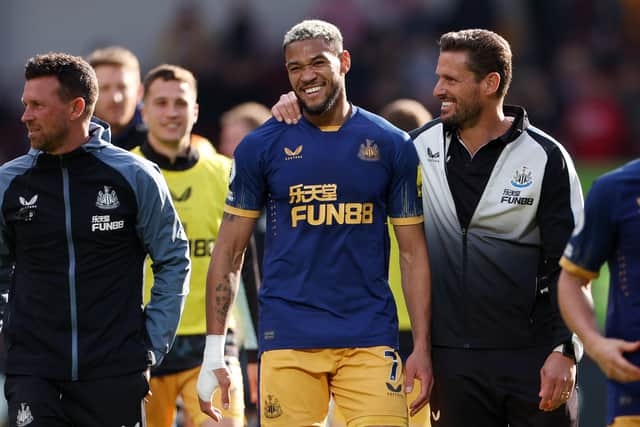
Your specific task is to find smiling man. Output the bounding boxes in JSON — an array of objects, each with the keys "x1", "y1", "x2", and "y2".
[
  {"x1": 131, "y1": 64, "x2": 249, "y2": 427},
  {"x1": 197, "y1": 20, "x2": 433, "y2": 427},
  {"x1": 411, "y1": 29, "x2": 584, "y2": 427},
  {"x1": 271, "y1": 28, "x2": 587, "y2": 427}
]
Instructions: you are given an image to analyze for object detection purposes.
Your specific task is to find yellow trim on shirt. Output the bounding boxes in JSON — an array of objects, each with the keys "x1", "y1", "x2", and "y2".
[
  {"x1": 390, "y1": 215, "x2": 424, "y2": 226},
  {"x1": 318, "y1": 125, "x2": 341, "y2": 132},
  {"x1": 559, "y1": 257, "x2": 599, "y2": 280},
  {"x1": 224, "y1": 205, "x2": 262, "y2": 219}
]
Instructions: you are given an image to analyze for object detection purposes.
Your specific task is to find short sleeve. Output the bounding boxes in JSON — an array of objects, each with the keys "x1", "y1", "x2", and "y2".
[
  {"x1": 224, "y1": 136, "x2": 266, "y2": 219},
  {"x1": 387, "y1": 135, "x2": 423, "y2": 225},
  {"x1": 560, "y1": 176, "x2": 616, "y2": 280}
]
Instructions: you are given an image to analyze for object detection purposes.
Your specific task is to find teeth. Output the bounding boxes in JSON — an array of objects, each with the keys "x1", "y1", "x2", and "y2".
[
  {"x1": 442, "y1": 101, "x2": 453, "y2": 107},
  {"x1": 305, "y1": 87, "x2": 321, "y2": 94}
]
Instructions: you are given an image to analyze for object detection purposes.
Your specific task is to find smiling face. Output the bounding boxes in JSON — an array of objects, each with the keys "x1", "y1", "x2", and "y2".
[
  {"x1": 21, "y1": 76, "x2": 73, "y2": 153},
  {"x1": 142, "y1": 78, "x2": 198, "y2": 150},
  {"x1": 433, "y1": 50, "x2": 484, "y2": 129},
  {"x1": 284, "y1": 38, "x2": 348, "y2": 117}
]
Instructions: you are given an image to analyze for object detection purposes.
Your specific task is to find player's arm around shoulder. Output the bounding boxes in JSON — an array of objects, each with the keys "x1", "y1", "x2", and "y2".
[
  {"x1": 393, "y1": 222, "x2": 433, "y2": 416},
  {"x1": 198, "y1": 212, "x2": 257, "y2": 421}
]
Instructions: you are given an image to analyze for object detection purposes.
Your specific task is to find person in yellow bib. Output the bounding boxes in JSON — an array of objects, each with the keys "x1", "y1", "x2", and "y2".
[{"x1": 132, "y1": 64, "x2": 252, "y2": 427}]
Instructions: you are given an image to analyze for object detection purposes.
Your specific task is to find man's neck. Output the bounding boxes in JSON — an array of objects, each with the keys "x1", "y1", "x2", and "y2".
[
  {"x1": 147, "y1": 135, "x2": 191, "y2": 163},
  {"x1": 304, "y1": 97, "x2": 351, "y2": 128},
  {"x1": 458, "y1": 106, "x2": 512, "y2": 156},
  {"x1": 46, "y1": 124, "x2": 90, "y2": 155}
]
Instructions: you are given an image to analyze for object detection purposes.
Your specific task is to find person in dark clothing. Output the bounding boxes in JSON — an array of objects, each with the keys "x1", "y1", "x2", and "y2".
[
  {"x1": 410, "y1": 29, "x2": 583, "y2": 427},
  {"x1": 0, "y1": 52, "x2": 190, "y2": 427},
  {"x1": 87, "y1": 46, "x2": 147, "y2": 150}
]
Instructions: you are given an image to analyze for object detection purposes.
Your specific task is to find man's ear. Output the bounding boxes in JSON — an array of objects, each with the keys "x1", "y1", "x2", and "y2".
[
  {"x1": 340, "y1": 49, "x2": 351, "y2": 75},
  {"x1": 70, "y1": 97, "x2": 87, "y2": 120},
  {"x1": 482, "y1": 72, "x2": 501, "y2": 97}
]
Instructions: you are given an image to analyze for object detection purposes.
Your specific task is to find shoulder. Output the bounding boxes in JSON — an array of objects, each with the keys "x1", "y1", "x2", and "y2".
[
  {"x1": 0, "y1": 153, "x2": 37, "y2": 198},
  {"x1": 524, "y1": 125, "x2": 567, "y2": 157},
  {"x1": 243, "y1": 117, "x2": 289, "y2": 145},
  {"x1": 234, "y1": 117, "x2": 299, "y2": 161},
  {"x1": 410, "y1": 118, "x2": 443, "y2": 144},
  {"x1": 90, "y1": 144, "x2": 165, "y2": 193},
  {"x1": 0, "y1": 152, "x2": 36, "y2": 176},
  {"x1": 592, "y1": 159, "x2": 640, "y2": 193},
  {"x1": 198, "y1": 148, "x2": 232, "y2": 174},
  {"x1": 350, "y1": 108, "x2": 413, "y2": 155},
  {"x1": 352, "y1": 107, "x2": 407, "y2": 139}
]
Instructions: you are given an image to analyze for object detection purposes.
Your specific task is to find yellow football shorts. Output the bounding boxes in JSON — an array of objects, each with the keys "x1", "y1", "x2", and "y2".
[
  {"x1": 260, "y1": 346, "x2": 408, "y2": 427},
  {"x1": 145, "y1": 357, "x2": 244, "y2": 427},
  {"x1": 610, "y1": 416, "x2": 640, "y2": 426}
]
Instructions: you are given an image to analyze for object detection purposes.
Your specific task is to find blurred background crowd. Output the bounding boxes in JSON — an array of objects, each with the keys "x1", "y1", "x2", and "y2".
[
  {"x1": 0, "y1": 0, "x2": 638, "y2": 164},
  {"x1": 0, "y1": 0, "x2": 636, "y2": 425}
]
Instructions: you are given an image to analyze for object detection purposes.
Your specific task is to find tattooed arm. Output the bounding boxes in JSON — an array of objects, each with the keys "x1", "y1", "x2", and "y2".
[
  {"x1": 198, "y1": 212, "x2": 257, "y2": 421},
  {"x1": 206, "y1": 212, "x2": 257, "y2": 333}
]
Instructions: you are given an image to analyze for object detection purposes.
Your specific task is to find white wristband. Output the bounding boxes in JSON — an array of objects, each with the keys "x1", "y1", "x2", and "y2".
[
  {"x1": 197, "y1": 334, "x2": 227, "y2": 402},
  {"x1": 203, "y1": 334, "x2": 226, "y2": 370}
]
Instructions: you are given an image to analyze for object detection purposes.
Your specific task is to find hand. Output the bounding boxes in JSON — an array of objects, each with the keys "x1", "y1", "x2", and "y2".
[
  {"x1": 588, "y1": 337, "x2": 640, "y2": 383},
  {"x1": 143, "y1": 368, "x2": 152, "y2": 403},
  {"x1": 538, "y1": 351, "x2": 576, "y2": 411},
  {"x1": 247, "y1": 362, "x2": 259, "y2": 404},
  {"x1": 197, "y1": 365, "x2": 231, "y2": 422},
  {"x1": 404, "y1": 348, "x2": 433, "y2": 416},
  {"x1": 271, "y1": 91, "x2": 302, "y2": 124}
]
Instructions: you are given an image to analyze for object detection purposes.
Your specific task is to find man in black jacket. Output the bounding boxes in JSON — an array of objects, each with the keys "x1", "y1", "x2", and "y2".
[
  {"x1": 0, "y1": 52, "x2": 190, "y2": 426},
  {"x1": 409, "y1": 29, "x2": 583, "y2": 427}
]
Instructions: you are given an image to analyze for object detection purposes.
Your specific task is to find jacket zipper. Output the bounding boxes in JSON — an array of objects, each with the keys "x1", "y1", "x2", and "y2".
[
  {"x1": 61, "y1": 165, "x2": 79, "y2": 380},
  {"x1": 461, "y1": 226, "x2": 470, "y2": 348}
]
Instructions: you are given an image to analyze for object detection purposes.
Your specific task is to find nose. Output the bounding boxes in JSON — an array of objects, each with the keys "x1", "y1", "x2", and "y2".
[
  {"x1": 21, "y1": 106, "x2": 33, "y2": 123},
  {"x1": 113, "y1": 90, "x2": 124, "y2": 104},
  {"x1": 300, "y1": 65, "x2": 317, "y2": 83},
  {"x1": 433, "y1": 79, "x2": 444, "y2": 98}
]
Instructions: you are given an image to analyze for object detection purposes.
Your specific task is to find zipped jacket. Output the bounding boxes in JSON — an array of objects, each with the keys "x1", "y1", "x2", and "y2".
[
  {"x1": 411, "y1": 106, "x2": 583, "y2": 349},
  {"x1": 0, "y1": 121, "x2": 190, "y2": 381}
]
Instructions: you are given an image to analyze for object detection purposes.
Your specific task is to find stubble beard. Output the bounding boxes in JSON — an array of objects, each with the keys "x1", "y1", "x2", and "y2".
[
  {"x1": 442, "y1": 93, "x2": 483, "y2": 130},
  {"x1": 300, "y1": 81, "x2": 342, "y2": 116},
  {"x1": 29, "y1": 122, "x2": 69, "y2": 153}
]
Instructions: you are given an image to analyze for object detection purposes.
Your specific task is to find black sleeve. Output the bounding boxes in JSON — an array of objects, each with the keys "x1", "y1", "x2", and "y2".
[{"x1": 536, "y1": 145, "x2": 580, "y2": 347}]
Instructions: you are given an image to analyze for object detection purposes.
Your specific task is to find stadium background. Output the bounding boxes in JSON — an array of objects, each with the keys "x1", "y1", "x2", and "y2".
[{"x1": 0, "y1": 0, "x2": 637, "y2": 425}]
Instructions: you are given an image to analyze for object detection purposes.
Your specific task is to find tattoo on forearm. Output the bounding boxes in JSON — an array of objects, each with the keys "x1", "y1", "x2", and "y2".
[{"x1": 215, "y1": 276, "x2": 232, "y2": 324}]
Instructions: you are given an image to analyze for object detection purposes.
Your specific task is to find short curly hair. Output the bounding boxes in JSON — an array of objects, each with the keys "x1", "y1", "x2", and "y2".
[
  {"x1": 25, "y1": 52, "x2": 98, "y2": 118},
  {"x1": 283, "y1": 19, "x2": 343, "y2": 53}
]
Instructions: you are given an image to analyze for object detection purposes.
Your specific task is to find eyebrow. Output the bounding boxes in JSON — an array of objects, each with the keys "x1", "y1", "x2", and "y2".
[{"x1": 286, "y1": 54, "x2": 327, "y2": 67}]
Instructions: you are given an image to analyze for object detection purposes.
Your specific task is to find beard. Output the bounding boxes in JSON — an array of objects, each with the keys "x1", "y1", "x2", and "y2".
[
  {"x1": 441, "y1": 93, "x2": 483, "y2": 130},
  {"x1": 300, "y1": 81, "x2": 341, "y2": 116},
  {"x1": 28, "y1": 121, "x2": 70, "y2": 153}
]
